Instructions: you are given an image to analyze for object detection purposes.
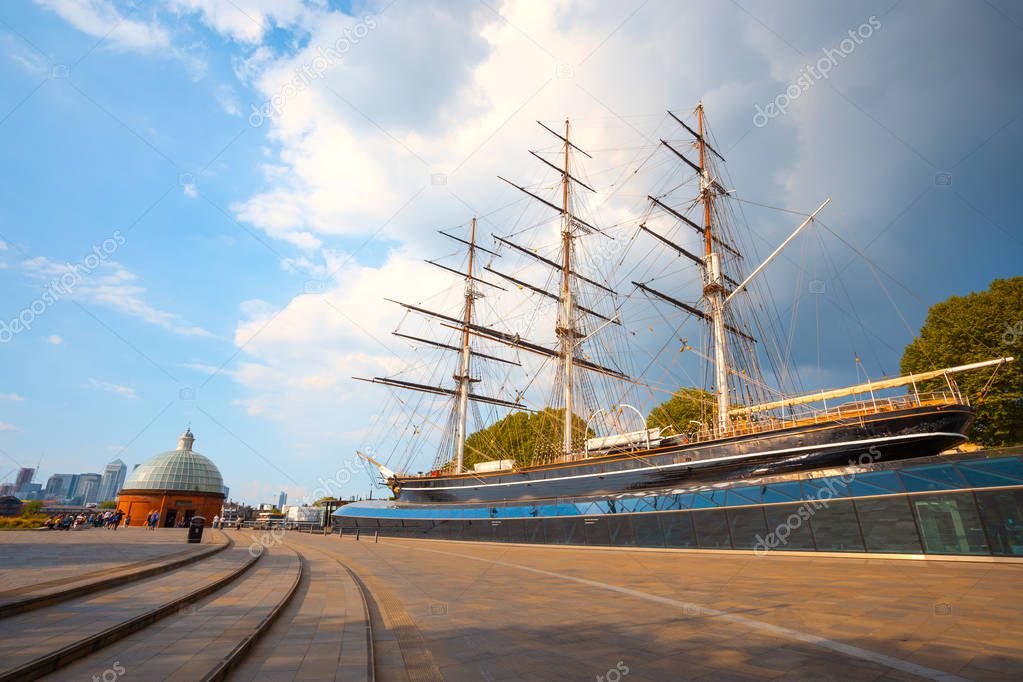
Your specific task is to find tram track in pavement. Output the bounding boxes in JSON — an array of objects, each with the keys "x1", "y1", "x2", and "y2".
[
  {"x1": 275, "y1": 530, "x2": 452, "y2": 682},
  {"x1": 0, "y1": 535, "x2": 260, "y2": 682}
]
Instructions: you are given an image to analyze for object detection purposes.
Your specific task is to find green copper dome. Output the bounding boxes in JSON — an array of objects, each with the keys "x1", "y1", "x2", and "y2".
[{"x1": 122, "y1": 429, "x2": 225, "y2": 495}]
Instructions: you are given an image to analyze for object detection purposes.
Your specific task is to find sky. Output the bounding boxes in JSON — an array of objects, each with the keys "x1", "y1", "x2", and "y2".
[{"x1": 0, "y1": 0, "x2": 1020, "y2": 505}]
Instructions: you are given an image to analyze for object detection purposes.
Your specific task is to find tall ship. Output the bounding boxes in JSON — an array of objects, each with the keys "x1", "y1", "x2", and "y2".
[{"x1": 348, "y1": 103, "x2": 1012, "y2": 509}]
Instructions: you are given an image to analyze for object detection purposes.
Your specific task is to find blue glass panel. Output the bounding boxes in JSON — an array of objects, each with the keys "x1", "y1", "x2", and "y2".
[
  {"x1": 856, "y1": 496, "x2": 922, "y2": 553},
  {"x1": 583, "y1": 516, "x2": 610, "y2": 545},
  {"x1": 809, "y1": 499, "x2": 864, "y2": 552},
  {"x1": 852, "y1": 471, "x2": 905, "y2": 494},
  {"x1": 900, "y1": 465, "x2": 966, "y2": 491},
  {"x1": 762, "y1": 481, "x2": 802, "y2": 503},
  {"x1": 803, "y1": 477, "x2": 851, "y2": 501},
  {"x1": 763, "y1": 504, "x2": 815, "y2": 550},
  {"x1": 538, "y1": 504, "x2": 560, "y2": 518},
  {"x1": 846, "y1": 478, "x2": 889, "y2": 497},
  {"x1": 693, "y1": 510, "x2": 732, "y2": 548},
  {"x1": 661, "y1": 512, "x2": 698, "y2": 548},
  {"x1": 578, "y1": 501, "x2": 604, "y2": 515},
  {"x1": 726, "y1": 485, "x2": 762, "y2": 506},
  {"x1": 673, "y1": 494, "x2": 693, "y2": 510},
  {"x1": 525, "y1": 518, "x2": 545, "y2": 544},
  {"x1": 975, "y1": 489, "x2": 1023, "y2": 556},
  {"x1": 635, "y1": 497, "x2": 657, "y2": 512},
  {"x1": 632, "y1": 513, "x2": 664, "y2": 547},
  {"x1": 901, "y1": 472, "x2": 958, "y2": 493},
  {"x1": 958, "y1": 458, "x2": 1023, "y2": 488},
  {"x1": 647, "y1": 495, "x2": 668, "y2": 510},
  {"x1": 728, "y1": 507, "x2": 767, "y2": 549},
  {"x1": 690, "y1": 493, "x2": 719, "y2": 509},
  {"x1": 617, "y1": 498, "x2": 641, "y2": 513},
  {"x1": 556, "y1": 503, "x2": 582, "y2": 516},
  {"x1": 911, "y1": 492, "x2": 989, "y2": 555}
]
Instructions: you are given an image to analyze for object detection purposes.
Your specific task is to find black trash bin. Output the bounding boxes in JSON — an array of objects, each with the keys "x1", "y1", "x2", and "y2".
[{"x1": 187, "y1": 516, "x2": 206, "y2": 543}]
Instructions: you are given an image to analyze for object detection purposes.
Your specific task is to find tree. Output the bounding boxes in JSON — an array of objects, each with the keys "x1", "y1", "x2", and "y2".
[
  {"x1": 901, "y1": 277, "x2": 1023, "y2": 446},
  {"x1": 98, "y1": 500, "x2": 117, "y2": 509},
  {"x1": 21, "y1": 500, "x2": 43, "y2": 517},
  {"x1": 462, "y1": 408, "x2": 592, "y2": 470},
  {"x1": 646, "y1": 387, "x2": 716, "y2": 435}
]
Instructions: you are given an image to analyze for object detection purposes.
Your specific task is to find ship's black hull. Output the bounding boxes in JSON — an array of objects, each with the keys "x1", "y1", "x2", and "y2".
[{"x1": 395, "y1": 405, "x2": 974, "y2": 504}]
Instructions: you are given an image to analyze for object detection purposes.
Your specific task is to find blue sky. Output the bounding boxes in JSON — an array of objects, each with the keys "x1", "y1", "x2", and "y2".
[{"x1": 0, "y1": 0, "x2": 1020, "y2": 505}]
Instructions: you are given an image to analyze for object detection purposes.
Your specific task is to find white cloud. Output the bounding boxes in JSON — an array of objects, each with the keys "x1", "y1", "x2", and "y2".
[
  {"x1": 44, "y1": 334, "x2": 63, "y2": 345},
  {"x1": 34, "y1": 0, "x2": 171, "y2": 52},
  {"x1": 183, "y1": 182, "x2": 198, "y2": 198},
  {"x1": 21, "y1": 256, "x2": 213, "y2": 337},
  {"x1": 169, "y1": 0, "x2": 309, "y2": 44},
  {"x1": 213, "y1": 0, "x2": 1023, "y2": 480},
  {"x1": 87, "y1": 378, "x2": 137, "y2": 399},
  {"x1": 0, "y1": 422, "x2": 16, "y2": 432},
  {"x1": 214, "y1": 84, "x2": 241, "y2": 117},
  {"x1": 3, "y1": 38, "x2": 50, "y2": 76},
  {"x1": 0, "y1": 393, "x2": 24, "y2": 402},
  {"x1": 178, "y1": 361, "x2": 229, "y2": 375}
]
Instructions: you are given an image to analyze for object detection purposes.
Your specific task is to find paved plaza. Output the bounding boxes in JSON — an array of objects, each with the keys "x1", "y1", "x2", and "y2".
[{"x1": 0, "y1": 527, "x2": 1020, "y2": 680}]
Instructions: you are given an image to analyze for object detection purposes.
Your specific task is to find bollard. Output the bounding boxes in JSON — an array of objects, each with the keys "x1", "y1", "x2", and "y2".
[
  {"x1": 338, "y1": 527, "x2": 343, "y2": 539},
  {"x1": 374, "y1": 530, "x2": 379, "y2": 543},
  {"x1": 355, "y1": 528, "x2": 360, "y2": 541}
]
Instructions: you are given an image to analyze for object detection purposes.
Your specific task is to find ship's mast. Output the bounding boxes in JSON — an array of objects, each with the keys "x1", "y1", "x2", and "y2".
[
  {"x1": 557, "y1": 119, "x2": 577, "y2": 454},
  {"x1": 697, "y1": 103, "x2": 730, "y2": 435},
  {"x1": 452, "y1": 217, "x2": 478, "y2": 473}
]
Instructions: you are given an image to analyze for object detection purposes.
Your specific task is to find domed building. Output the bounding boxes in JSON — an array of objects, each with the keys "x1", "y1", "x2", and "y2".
[{"x1": 117, "y1": 428, "x2": 226, "y2": 527}]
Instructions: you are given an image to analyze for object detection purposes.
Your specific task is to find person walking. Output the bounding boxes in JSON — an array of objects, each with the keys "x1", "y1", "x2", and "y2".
[{"x1": 212, "y1": 514, "x2": 220, "y2": 529}]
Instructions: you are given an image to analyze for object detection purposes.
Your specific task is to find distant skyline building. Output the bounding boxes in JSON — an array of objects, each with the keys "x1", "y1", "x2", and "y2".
[
  {"x1": 14, "y1": 467, "x2": 35, "y2": 492},
  {"x1": 98, "y1": 459, "x2": 128, "y2": 502},
  {"x1": 44, "y1": 473, "x2": 74, "y2": 498},
  {"x1": 76, "y1": 473, "x2": 102, "y2": 505},
  {"x1": 67, "y1": 473, "x2": 82, "y2": 500},
  {"x1": 278, "y1": 490, "x2": 287, "y2": 509},
  {"x1": 16, "y1": 483, "x2": 42, "y2": 500}
]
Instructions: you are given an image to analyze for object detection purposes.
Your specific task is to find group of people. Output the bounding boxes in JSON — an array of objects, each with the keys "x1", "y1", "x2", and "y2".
[
  {"x1": 42, "y1": 509, "x2": 243, "y2": 530},
  {"x1": 209, "y1": 514, "x2": 243, "y2": 529},
  {"x1": 143, "y1": 510, "x2": 161, "y2": 530},
  {"x1": 44, "y1": 509, "x2": 126, "y2": 530}
]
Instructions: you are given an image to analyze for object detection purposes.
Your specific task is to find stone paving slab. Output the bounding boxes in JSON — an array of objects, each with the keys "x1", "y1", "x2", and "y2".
[
  {"x1": 0, "y1": 545, "x2": 255, "y2": 678},
  {"x1": 229, "y1": 537, "x2": 371, "y2": 682},
  {"x1": 283, "y1": 534, "x2": 1023, "y2": 681},
  {"x1": 49, "y1": 543, "x2": 302, "y2": 682},
  {"x1": 0, "y1": 527, "x2": 226, "y2": 595},
  {"x1": 0, "y1": 531, "x2": 230, "y2": 617}
]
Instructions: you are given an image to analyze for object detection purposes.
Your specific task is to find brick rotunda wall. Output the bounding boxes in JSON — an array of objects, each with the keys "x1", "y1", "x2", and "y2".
[{"x1": 116, "y1": 490, "x2": 225, "y2": 527}]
